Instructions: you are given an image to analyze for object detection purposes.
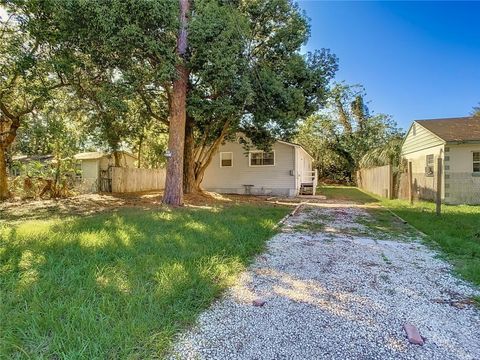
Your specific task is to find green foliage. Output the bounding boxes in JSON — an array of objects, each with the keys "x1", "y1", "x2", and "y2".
[
  {"x1": 473, "y1": 103, "x2": 480, "y2": 117},
  {"x1": 296, "y1": 83, "x2": 403, "y2": 183},
  {"x1": 13, "y1": 94, "x2": 84, "y2": 156},
  {"x1": 10, "y1": 156, "x2": 79, "y2": 199},
  {"x1": 359, "y1": 137, "x2": 404, "y2": 171},
  {"x1": 132, "y1": 124, "x2": 169, "y2": 169},
  {"x1": 4, "y1": 0, "x2": 177, "y2": 158},
  {"x1": 0, "y1": 204, "x2": 289, "y2": 358},
  {"x1": 4, "y1": 0, "x2": 338, "y2": 192}
]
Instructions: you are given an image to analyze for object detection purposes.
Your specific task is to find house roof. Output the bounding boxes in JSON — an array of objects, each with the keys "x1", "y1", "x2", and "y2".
[
  {"x1": 415, "y1": 116, "x2": 480, "y2": 142},
  {"x1": 277, "y1": 140, "x2": 314, "y2": 160},
  {"x1": 12, "y1": 154, "x2": 55, "y2": 162},
  {"x1": 74, "y1": 151, "x2": 105, "y2": 160},
  {"x1": 74, "y1": 150, "x2": 137, "y2": 160}
]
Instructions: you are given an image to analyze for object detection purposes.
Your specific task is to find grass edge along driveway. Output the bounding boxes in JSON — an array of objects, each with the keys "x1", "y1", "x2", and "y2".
[
  {"x1": 0, "y1": 203, "x2": 289, "y2": 359},
  {"x1": 319, "y1": 185, "x2": 480, "y2": 291}
]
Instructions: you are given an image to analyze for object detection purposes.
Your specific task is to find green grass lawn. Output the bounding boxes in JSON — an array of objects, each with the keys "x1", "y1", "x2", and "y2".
[
  {"x1": 320, "y1": 185, "x2": 380, "y2": 205},
  {"x1": 0, "y1": 204, "x2": 289, "y2": 359},
  {"x1": 319, "y1": 185, "x2": 480, "y2": 287}
]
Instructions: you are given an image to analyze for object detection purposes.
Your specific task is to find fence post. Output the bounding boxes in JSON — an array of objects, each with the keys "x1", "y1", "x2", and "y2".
[
  {"x1": 408, "y1": 161, "x2": 413, "y2": 205},
  {"x1": 388, "y1": 164, "x2": 393, "y2": 199},
  {"x1": 436, "y1": 157, "x2": 442, "y2": 216}
]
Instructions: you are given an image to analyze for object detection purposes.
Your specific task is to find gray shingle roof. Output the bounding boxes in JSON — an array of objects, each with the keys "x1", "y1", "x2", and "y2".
[{"x1": 415, "y1": 116, "x2": 480, "y2": 142}]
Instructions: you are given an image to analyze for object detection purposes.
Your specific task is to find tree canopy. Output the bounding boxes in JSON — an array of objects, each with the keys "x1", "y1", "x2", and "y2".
[
  {"x1": 3, "y1": 0, "x2": 338, "y2": 198},
  {"x1": 296, "y1": 83, "x2": 403, "y2": 183}
]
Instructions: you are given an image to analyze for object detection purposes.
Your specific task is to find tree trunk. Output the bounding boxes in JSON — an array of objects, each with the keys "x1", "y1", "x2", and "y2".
[
  {"x1": 183, "y1": 115, "x2": 198, "y2": 194},
  {"x1": 163, "y1": 0, "x2": 190, "y2": 206},
  {"x1": 113, "y1": 151, "x2": 121, "y2": 167},
  {"x1": 0, "y1": 146, "x2": 10, "y2": 200}
]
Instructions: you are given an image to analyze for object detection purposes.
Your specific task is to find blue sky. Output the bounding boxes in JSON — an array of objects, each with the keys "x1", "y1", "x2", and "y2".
[{"x1": 297, "y1": 1, "x2": 480, "y2": 130}]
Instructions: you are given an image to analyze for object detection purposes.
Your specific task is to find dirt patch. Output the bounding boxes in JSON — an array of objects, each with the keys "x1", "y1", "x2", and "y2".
[{"x1": 0, "y1": 191, "x2": 294, "y2": 223}]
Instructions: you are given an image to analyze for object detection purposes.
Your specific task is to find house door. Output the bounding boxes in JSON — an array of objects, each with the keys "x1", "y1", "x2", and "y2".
[{"x1": 99, "y1": 168, "x2": 112, "y2": 192}]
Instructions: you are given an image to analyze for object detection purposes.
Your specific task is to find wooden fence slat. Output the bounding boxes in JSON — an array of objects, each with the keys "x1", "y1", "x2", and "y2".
[
  {"x1": 356, "y1": 164, "x2": 392, "y2": 198},
  {"x1": 111, "y1": 167, "x2": 166, "y2": 193}
]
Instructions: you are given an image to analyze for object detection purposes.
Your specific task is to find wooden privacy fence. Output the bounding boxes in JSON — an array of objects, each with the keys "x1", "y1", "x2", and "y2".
[
  {"x1": 357, "y1": 160, "x2": 443, "y2": 214},
  {"x1": 356, "y1": 164, "x2": 393, "y2": 199},
  {"x1": 111, "y1": 167, "x2": 166, "y2": 193}
]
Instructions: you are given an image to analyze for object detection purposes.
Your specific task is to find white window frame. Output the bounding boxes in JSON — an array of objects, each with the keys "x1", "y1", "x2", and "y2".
[
  {"x1": 249, "y1": 150, "x2": 275, "y2": 167},
  {"x1": 219, "y1": 152, "x2": 233, "y2": 168},
  {"x1": 473, "y1": 151, "x2": 480, "y2": 173}
]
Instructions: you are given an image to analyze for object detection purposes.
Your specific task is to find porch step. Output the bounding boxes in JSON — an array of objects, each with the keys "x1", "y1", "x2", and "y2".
[{"x1": 299, "y1": 183, "x2": 314, "y2": 195}]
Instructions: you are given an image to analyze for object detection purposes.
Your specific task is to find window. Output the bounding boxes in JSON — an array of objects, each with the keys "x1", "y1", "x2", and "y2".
[
  {"x1": 220, "y1": 152, "x2": 233, "y2": 167},
  {"x1": 249, "y1": 151, "x2": 275, "y2": 166},
  {"x1": 425, "y1": 154, "x2": 434, "y2": 177},
  {"x1": 474, "y1": 152, "x2": 480, "y2": 173}
]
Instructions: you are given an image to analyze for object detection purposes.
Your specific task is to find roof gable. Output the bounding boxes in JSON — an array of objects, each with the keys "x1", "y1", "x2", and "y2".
[
  {"x1": 414, "y1": 116, "x2": 480, "y2": 142},
  {"x1": 276, "y1": 140, "x2": 314, "y2": 160}
]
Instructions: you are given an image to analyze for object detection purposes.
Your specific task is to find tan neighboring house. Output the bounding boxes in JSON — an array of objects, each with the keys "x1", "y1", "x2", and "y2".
[
  {"x1": 201, "y1": 139, "x2": 317, "y2": 197},
  {"x1": 74, "y1": 151, "x2": 137, "y2": 193},
  {"x1": 401, "y1": 116, "x2": 480, "y2": 204}
]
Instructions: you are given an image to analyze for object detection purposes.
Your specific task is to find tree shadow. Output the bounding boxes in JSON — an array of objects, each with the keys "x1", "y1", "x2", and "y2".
[{"x1": 0, "y1": 205, "x2": 287, "y2": 358}]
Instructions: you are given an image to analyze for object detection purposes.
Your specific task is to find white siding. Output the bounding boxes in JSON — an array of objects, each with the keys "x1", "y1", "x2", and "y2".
[
  {"x1": 295, "y1": 147, "x2": 313, "y2": 187},
  {"x1": 202, "y1": 141, "x2": 296, "y2": 196},
  {"x1": 402, "y1": 122, "x2": 445, "y2": 156},
  {"x1": 446, "y1": 144, "x2": 480, "y2": 173},
  {"x1": 78, "y1": 159, "x2": 100, "y2": 193},
  {"x1": 402, "y1": 144, "x2": 444, "y2": 201},
  {"x1": 444, "y1": 144, "x2": 480, "y2": 204},
  {"x1": 401, "y1": 121, "x2": 480, "y2": 204}
]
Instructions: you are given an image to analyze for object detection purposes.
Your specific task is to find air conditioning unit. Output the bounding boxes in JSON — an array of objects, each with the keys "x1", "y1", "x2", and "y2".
[{"x1": 425, "y1": 166, "x2": 434, "y2": 177}]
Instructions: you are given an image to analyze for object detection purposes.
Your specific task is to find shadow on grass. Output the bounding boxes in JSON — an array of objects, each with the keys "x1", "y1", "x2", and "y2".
[{"x1": 0, "y1": 205, "x2": 288, "y2": 359}]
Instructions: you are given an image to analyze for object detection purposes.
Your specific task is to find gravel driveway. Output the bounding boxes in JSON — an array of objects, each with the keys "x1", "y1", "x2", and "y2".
[{"x1": 169, "y1": 201, "x2": 480, "y2": 360}]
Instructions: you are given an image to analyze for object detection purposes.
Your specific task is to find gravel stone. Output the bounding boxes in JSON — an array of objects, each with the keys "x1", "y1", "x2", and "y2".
[{"x1": 168, "y1": 202, "x2": 480, "y2": 360}]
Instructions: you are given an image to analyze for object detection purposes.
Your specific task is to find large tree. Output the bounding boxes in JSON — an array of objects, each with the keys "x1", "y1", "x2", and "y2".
[
  {"x1": 0, "y1": 12, "x2": 66, "y2": 199},
  {"x1": 163, "y1": 0, "x2": 189, "y2": 205},
  {"x1": 183, "y1": 0, "x2": 338, "y2": 192}
]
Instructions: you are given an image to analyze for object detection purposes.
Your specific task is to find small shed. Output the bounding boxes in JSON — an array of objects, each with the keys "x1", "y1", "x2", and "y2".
[{"x1": 74, "y1": 151, "x2": 137, "y2": 193}]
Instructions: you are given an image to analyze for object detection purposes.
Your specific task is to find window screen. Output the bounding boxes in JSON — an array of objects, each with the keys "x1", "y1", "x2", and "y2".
[
  {"x1": 220, "y1": 152, "x2": 233, "y2": 167},
  {"x1": 474, "y1": 152, "x2": 480, "y2": 173},
  {"x1": 250, "y1": 151, "x2": 275, "y2": 166}
]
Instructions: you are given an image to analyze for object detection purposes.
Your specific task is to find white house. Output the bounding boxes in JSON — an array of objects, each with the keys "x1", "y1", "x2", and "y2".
[
  {"x1": 401, "y1": 116, "x2": 480, "y2": 204},
  {"x1": 201, "y1": 139, "x2": 317, "y2": 197}
]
